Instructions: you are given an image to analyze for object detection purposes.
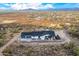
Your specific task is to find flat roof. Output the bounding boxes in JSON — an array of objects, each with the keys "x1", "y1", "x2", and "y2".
[{"x1": 21, "y1": 31, "x2": 55, "y2": 38}]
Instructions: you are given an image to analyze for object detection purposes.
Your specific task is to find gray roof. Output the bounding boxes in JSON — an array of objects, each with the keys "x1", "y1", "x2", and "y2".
[{"x1": 21, "y1": 31, "x2": 55, "y2": 38}]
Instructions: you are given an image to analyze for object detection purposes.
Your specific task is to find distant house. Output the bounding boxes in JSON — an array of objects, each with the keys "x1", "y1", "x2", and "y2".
[{"x1": 19, "y1": 31, "x2": 56, "y2": 41}]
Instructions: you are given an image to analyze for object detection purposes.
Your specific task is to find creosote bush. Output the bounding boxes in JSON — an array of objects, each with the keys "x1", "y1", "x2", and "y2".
[{"x1": 2, "y1": 47, "x2": 13, "y2": 56}]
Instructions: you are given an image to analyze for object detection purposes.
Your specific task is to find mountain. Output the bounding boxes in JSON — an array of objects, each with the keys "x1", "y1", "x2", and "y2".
[
  {"x1": 20, "y1": 8, "x2": 79, "y2": 11},
  {"x1": 53, "y1": 8, "x2": 79, "y2": 11}
]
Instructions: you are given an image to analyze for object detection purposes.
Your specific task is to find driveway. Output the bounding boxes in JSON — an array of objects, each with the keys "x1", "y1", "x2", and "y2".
[{"x1": 55, "y1": 30, "x2": 71, "y2": 43}]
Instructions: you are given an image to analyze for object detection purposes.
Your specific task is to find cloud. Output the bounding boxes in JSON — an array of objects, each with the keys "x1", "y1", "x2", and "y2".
[
  {"x1": 2, "y1": 3, "x2": 79, "y2": 10},
  {"x1": 43, "y1": 4, "x2": 54, "y2": 9},
  {"x1": 10, "y1": 3, "x2": 54, "y2": 10},
  {"x1": 11, "y1": 3, "x2": 41, "y2": 10}
]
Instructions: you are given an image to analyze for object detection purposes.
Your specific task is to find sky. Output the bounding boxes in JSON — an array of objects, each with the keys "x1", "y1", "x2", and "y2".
[{"x1": 0, "y1": 3, "x2": 79, "y2": 10}]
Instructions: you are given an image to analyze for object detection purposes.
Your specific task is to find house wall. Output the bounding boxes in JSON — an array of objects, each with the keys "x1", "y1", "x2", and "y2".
[
  {"x1": 20, "y1": 34, "x2": 55, "y2": 41},
  {"x1": 31, "y1": 36, "x2": 38, "y2": 40},
  {"x1": 20, "y1": 38, "x2": 30, "y2": 41},
  {"x1": 40, "y1": 36, "x2": 46, "y2": 40}
]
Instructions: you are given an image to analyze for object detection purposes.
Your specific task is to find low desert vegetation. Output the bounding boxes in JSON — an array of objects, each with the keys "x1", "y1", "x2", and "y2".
[
  {"x1": 0, "y1": 23, "x2": 23, "y2": 47},
  {"x1": 0, "y1": 30, "x2": 7, "y2": 47},
  {"x1": 68, "y1": 26, "x2": 79, "y2": 38},
  {"x1": 2, "y1": 42, "x2": 79, "y2": 56},
  {"x1": 0, "y1": 11, "x2": 79, "y2": 56}
]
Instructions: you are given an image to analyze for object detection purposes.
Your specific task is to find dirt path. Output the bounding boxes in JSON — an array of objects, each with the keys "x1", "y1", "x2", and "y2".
[
  {"x1": 0, "y1": 33, "x2": 20, "y2": 56},
  {"x1": 55, "y1": 29, "x2": 71, "y2": 43}
]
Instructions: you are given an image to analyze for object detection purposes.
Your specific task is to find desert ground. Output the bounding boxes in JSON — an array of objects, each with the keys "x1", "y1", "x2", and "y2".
[{"x1": 0, "y1": 11, "x2": 79, "y2": 56}]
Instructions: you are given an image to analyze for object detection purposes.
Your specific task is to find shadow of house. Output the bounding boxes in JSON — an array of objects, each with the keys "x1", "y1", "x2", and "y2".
[{"x1": 20, "y1": 31, "x2": 56, "y2": 41}]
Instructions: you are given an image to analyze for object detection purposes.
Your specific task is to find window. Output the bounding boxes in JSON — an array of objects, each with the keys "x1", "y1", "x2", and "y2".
[{"x1": 25, "y1": 35, "x2": 31, "y2": 38}]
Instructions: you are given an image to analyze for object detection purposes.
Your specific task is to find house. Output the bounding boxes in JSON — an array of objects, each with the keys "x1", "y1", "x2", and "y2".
[{"x1": 19, "y1": 30, "x2": 56, "y2": 41}]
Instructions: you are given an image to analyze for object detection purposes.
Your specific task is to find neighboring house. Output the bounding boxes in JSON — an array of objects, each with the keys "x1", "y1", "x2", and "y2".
[{"x1": 19, "y1": 31, "x2": 56, "y2": 41}]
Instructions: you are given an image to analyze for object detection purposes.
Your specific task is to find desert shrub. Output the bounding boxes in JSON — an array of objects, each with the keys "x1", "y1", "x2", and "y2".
[
  {"x1": 0, "y1": 39, "x2": 4, "y2": 47},
  {"x1": 26, "y1": 48, "x2": 34, "y2": 56},
  {"x1": 64, "y1": 43, "x2": 75, "y2": 49},
  {"x1": 0, "y1": 30, "x2": 6, "y2": 38},
  {"x1": 2, "y1": 48, "x2": 12, "y2": 56},
  {"x1": 18, "y1": 44, "x2": 25, "y2": 48},
  {"x1": 62, "y1": 42, "x2": 79, "y2": 56},
  {"x1": 0, "y1": 32, "x2": 6, "y2": 47},
  {"x1": 9, "y1": 28, "x2": 20, "y2": 33},
  {"x1": 73, "y1": 47, "x2": 79, "y2": 56},
  {"x1": 68, "y1": 26, "x2": 79, "y2": 38},
  {"x1": 0, "y1": 33, "x2": 6, "y2": 39}
]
